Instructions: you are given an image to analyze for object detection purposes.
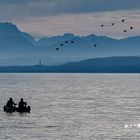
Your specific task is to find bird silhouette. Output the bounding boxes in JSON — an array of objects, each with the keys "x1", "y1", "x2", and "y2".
[
  {"x1": 56, "y1": 48, "x2": 59, "y2": 51},
  {"x1": 122, "y1": 19, "x2": 125, "y2": 23},
  {"x1": 130, "y1": 26, "x2": 134, "y2": 30},
  {"x1": 94, "y1": 44, "x2": 97, "y2": 47},
  {"x1": 101, "y1": 24, "x2": 104, "y2": 27},
  {"x1": 60, "y1": 43, "x2": 64, "y2": 46},
  {"x1": 112, "y1": 23, "x2": 115, "y2": 26},
  {"x1": 65, "y1": 41, "x2": 68, "y2": 44},
  {"x1": 71, "y1": 41, "x2": 74, "y2": 43},
  {"x1": 123, "y1": 30, "x2": 127, "y2": 32}
]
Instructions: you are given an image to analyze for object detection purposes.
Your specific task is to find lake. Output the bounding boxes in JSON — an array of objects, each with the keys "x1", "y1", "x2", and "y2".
[{"x1": 0, "y1": 73, "x2": 140, "y2": 140}]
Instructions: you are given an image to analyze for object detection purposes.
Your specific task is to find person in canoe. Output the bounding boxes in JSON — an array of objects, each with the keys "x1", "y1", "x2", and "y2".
[
  {"x1": 18, "y1": 98, "x2": 27, "y2": 110},
  {"x1": 6, "y1": 98, "x2": 17, "y2": 110},
  {"x1": 18, "y1": 98, "x2": 31, "y2": 112}
]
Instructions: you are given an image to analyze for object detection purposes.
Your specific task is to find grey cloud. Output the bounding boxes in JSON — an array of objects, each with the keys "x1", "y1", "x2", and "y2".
[
  {"x1": 0, "y1": 0, "x2": 29, "y2": 4},
  {"x1": 0, "y1": 0, "x2": 139, "y2": 20}
]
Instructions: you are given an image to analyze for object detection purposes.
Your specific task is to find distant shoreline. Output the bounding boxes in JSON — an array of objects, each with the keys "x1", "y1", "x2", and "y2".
[
  {"x1": 1, "y1": 56, "x2": 140, "y2": 73},
  {"x1": 0, "y1": 65, "x2": 140, "y2": 73}
]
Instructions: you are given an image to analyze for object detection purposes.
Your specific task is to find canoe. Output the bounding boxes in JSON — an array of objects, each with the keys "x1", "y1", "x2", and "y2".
[{"x1": 3, "y1": 105, "x2": 31, "y2": 113}]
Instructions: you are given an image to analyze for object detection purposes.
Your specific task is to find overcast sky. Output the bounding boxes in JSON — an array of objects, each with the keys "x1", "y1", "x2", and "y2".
[{"x1": 1, "y1": 0, "x2": 140, "y2": 38}]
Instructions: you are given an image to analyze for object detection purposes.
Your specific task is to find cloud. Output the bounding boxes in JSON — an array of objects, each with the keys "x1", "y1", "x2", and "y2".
[
  {"x1": 15, "y1": 10, "x2": 140, "y2": 39},
  {"x1": 0, "y1": 0, "x2": 29, "y2": 5},
  {"x1": 0, "y1": 0, "x2": 140, "y2": 39},
  {"x1": 0, "y1": 0, "x2": 140, "y2": 20}
]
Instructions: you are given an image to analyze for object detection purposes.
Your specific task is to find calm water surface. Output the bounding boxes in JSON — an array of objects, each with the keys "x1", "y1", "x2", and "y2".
[{"x1": 0, "y1": 73, "x2": 140, "y2": 140}]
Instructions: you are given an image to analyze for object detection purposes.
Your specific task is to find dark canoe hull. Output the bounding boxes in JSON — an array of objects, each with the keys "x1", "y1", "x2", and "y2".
[
  {"x1": 3, "y1": 105, "x2": 31, "y2": 113},
  {"x1": 16, "y1": 106, "x2": 31, "y2": 113},
  {"x1": 3, "y1": 105, "x2": 16, "y2": 113}
]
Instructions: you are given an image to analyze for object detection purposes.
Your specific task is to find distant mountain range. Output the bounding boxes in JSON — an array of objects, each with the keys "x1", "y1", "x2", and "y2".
[
  {"x1": 0, "y1": 56, "x2": 140, "y2": 73},
  {"x1": 0, "y1": 22, "x2": 140, "y2": 66}
]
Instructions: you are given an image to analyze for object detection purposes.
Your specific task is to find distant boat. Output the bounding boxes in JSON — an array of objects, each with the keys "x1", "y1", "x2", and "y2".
[{"x1": 3, "y1": 105, "x2": 31, "y2": 113}]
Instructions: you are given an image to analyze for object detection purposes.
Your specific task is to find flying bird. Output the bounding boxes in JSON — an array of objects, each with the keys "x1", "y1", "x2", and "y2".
[
  {"x1": 130, "y1": 26, "x2": 134, "y2": 30},
  {"x1": 71, "y1": 41, "x2": 74, "y2": 43},
  {"x1": 112, "y1": 23, "x2": 115, "y2": 26},
  {"x1": 60, "y1": 43, "x2": 64, "y2": 46},
  {"x1": 122, "y1": 19, "x2": 125, "y2": 23},
  {"x1": 101, "y1": 24, "x2": 104, "y2": 27},
  {"x1": 123, "y1": 30, "x2": 127, "y2": 32},
  {"x1": 65, "y1": 41, "x2": 68, "y2": 44},
  {"x1": 56, "y1": 48, "x2": 59, "y2": 51},
  {"x1": 93, "y1": 44, "x2": 97, "y2": 47}
]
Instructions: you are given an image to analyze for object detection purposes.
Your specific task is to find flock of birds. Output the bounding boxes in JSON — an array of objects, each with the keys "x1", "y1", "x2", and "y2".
[
  {"x1": 56, "y1": 40, "x2": 74, "y2": 51},
  {"x1": 100, "y1": 19, "x2": 134, "y2": 32},
  {"x1": 55, "y1": 19, "x2": 134, "y2": 51}
]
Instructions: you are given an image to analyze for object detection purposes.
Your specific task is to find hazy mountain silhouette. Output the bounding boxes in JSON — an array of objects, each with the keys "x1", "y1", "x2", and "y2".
[
  {"x1": 0, "y1": 22, "x2": 36, "y2": 57},
  {"x1": 0, "y1": 22, "x2": 140, "y2": 65}
]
